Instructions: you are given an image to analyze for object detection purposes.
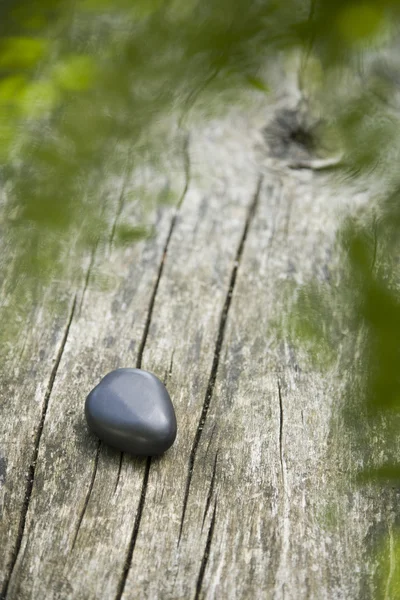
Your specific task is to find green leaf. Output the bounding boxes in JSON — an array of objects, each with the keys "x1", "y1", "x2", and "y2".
[{"x1": 0, "y1": 37, "x2": 48, "y2": 70}]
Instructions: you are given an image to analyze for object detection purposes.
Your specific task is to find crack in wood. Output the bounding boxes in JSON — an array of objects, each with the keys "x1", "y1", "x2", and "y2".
[
  {"x1": 178, "y1": 134, "x2": 190, "y2": 209},
  {"x1": 195, "y1": 501, "x2": 217, "y2": 600},
  {"x1": 178, "y1": 176, "x2": 263, "y2": 543},
  {"x1": 1, "y1": 294, "x2": 77, "y2": 600},
  {"x1": 163, "y1": 367, "x2": 169, "y2": 385},
  {"x1": 277, "y1": 379, "x2": 285, "y2": 487},
  {"x1": 114, "y1": 457, "x2": 151, "y2": 600},
  {"x1": 113, "y1": 452, "x2": 124, "y2": 496},
  {"x1": 163, "y1": 350, "x2": 175, "y2": 385},
  {"x1": 169, "y1": 350, "x2": 175, "y2": 378},
  {"x1": 71, "y1": 440, "x2": 102, "y2": 551},
  {"x1": 201, "y1": 451, "x2": 218, "y2": 532},
  {"x1": 274, "y1": 378, "x2": 291, "y2": 597}
]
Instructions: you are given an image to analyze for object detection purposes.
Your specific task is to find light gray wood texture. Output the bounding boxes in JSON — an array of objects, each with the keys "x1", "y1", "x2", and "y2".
[{"x1": 0, "y1": 72, "x2": 395, "y2": 599}]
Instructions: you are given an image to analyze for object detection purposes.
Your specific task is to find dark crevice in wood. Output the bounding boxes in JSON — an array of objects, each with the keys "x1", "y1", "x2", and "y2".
[
  {"x1": 163, "y1": 349, "x2": 176, "y2": 384},
  {"x1": 71, "y1": 440, "x2": 102, "y2": 551},
  {"x1": 115, "y1": 457, "x2": 151, "y2": 600},
  {"x1": 177, "y1": 134, "x2": 190, "y2": 209},
  {"x1": 195, "y1": 501, "x2": 217, "y2": 600},
  {"x1": 1, "y1": 294, "x2": 77, "y2": 600},
  {"x1": 164, "y1": 349, "x2": 175, "y2": 384},
  {"x1": 202, "y1": 451, "x2": 218, "y2": 531},
  {"x1": 169, "y1": 350, "x2": 175, "y2": 377},
  {"x1": 163, "y1": 367, "x2": 169, "y2": 385},
  {"x1": 277, "y1": 379, "x2": 285, "y2": 486},
  {"x1": 114, "y1": 453, "x2": 124, "y2": 496},
  {"x1": 178, "y1": 176, "x2": 263, "y2": 543}
]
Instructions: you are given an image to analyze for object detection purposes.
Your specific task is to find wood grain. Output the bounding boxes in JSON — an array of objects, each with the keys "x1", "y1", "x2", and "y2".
[{"x1": 0, "y1": 73, "x2": 397, "y2": 600}]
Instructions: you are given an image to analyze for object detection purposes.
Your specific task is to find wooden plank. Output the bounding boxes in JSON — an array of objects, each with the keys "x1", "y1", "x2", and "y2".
[{"x1": 1, "y1": 72, "x2": 397, "y2": 600}]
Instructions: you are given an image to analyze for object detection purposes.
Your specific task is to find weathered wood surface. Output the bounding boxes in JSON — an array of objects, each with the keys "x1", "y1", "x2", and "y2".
[{"x1": 0, "y1": 72, "x2": 396, "y2": 599}]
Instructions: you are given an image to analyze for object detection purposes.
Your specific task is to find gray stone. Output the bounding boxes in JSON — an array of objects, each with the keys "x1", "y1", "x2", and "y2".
[{"x1": 85, "y1": 368, "x2": 177, "y2": 456}]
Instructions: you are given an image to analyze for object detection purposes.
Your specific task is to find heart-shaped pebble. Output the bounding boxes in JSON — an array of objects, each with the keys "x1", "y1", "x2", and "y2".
[{"x1": 85, "y1": 368, "x2": 177, "y2": 456}]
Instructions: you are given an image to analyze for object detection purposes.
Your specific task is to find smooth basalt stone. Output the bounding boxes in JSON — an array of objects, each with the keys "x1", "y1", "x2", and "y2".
[{"x1": 85, "y1": 368, "x2": 177, "y2": 456}]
